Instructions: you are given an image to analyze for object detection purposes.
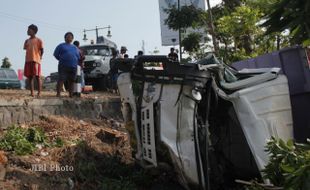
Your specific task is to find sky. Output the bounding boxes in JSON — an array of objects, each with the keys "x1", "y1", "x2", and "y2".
[{"x1": 0, "y1": 0, "x2": 221, "y2": 76}]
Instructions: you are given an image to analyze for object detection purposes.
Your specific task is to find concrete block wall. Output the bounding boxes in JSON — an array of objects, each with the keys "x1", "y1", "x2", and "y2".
[{"x1": 0, "y1": 97, "x2": 122, "y2": 128}]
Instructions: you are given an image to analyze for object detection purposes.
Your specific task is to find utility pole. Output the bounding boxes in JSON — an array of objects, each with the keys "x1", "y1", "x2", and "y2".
[
  {"x1": 95, "y1": 26, "x2": 99, "y2": 42},
  {"x1": 83, "y1": 25, "x2": 112, "y2": 43},
  {"x1": 142, "y1": 40, "x2": 145, "y2": 54},
  {"x1": 178, "y1": 0, "x2": 182, "y2": 62},
  {"x1": 206, "y1": 0, "x2": 219, "y2": 56}
]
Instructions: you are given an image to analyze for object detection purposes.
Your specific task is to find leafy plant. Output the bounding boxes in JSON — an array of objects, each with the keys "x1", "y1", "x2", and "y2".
[
  {"x1": 27, "y1": 127, "x2": 46, "y2": 144},
  {"x1": 262, "y1": 137, "x2": 310, "y2": 190},
  {"x1": 53, "y1": 137, "x2": 64, "y2": 147},
  {"x1": 261, "y1": 0, "x2": 310, "y2": 46},
  {"x1": 0, "y1": 126, "x2": 47, "y2": 155}
]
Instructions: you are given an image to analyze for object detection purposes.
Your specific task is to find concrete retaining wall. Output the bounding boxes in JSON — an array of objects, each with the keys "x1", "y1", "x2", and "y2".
[{"x1": 0, "y1": 97, "x2": 122, "y2": 128}]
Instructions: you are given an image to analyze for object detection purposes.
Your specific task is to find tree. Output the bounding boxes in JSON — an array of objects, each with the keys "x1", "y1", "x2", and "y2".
[
  {"x1": 262, "y1": 0, "x2": 310, "y2": 46},
  {"x1": 1, "y1": 57, "x2": 12, "y2": 68},
  {"x1": 165, "y1": 5, "x2": 205, "y2": 31},
  {"x1": 164, "y1": 0, "x2": 294, "y2": 63},
  {"x1": 216, "y1": 4, "x2": 263, "y2": 61},
  {"x1": 222, "y1": 0, "x2": 243, "y2": 9},
  {"x1": 148, "y1": 47, "x2": 160, "y2": 55},
  {"x1": 213, "y1": 0, "x2": 290, "y2": 63},
  {"x1": 206, "y1": 0, "x2": 219, "y2": 55},
  {"x1": 165, "y1": 4, "x2": 212, "y2": 60}
]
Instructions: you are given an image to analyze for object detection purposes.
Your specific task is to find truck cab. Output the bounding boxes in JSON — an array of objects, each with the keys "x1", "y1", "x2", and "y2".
[{"x1": 80, "y1": 37, "x2": 117, "y2": 90}]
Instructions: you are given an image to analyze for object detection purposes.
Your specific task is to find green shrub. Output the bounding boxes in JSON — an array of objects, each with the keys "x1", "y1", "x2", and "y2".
[
  {"x1": 53, "y1": 137, "x2": 64, "y2": 147},
  {"x1": 262, "y1": 137, "x2": 310, "y2": 190},
  {"x1": 0, "y1": 126, "x2": 47, "y2": 155}
]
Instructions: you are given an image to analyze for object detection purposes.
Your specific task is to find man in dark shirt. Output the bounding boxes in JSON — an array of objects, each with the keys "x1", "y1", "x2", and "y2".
[
  {"x1": 53, "y1": 32, "x2": 80, "y2": 97},
  {"x1": 109, "y1": 49, "x2": 118, "y2": 93},
  {"x1": 168, "y1": 47, "x2": 178, "y2": 61}
]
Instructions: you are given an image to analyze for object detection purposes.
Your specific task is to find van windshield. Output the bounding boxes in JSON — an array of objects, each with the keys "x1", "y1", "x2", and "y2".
[{"x1": 81, "y1": 46, "x2": 110, "y2": 56}]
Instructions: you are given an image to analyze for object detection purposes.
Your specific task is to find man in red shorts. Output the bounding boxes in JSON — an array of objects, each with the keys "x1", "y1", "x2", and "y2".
[{"x1": 23, "y1": 24, "x2": 44, "y2": 97}]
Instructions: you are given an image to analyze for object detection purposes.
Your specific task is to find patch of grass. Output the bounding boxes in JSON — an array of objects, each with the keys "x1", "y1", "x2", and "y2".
[
  {"x1": 53, "y1": 137, "x2": 64, "y2": 147},
  {"x1": 27, "y1": 127, "x2": 46, "y2": 144},
  {"x1": 0, "y1": 126, "x2": 46, "y2": 155}
]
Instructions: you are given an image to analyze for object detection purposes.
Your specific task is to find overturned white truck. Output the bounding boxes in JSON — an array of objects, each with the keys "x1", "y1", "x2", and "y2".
[{"x1": 114, "y1": 55, "x2": 293, "y2": 189}]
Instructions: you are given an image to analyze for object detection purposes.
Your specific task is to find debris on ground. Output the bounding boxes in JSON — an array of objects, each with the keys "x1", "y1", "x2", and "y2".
[{"x1": 0, "y1": 115, "x2": 182, "y2": 190}]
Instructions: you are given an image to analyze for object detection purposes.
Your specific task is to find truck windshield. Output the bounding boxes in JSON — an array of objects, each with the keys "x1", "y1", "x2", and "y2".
[{"x1": 81, "y1": 46, "x2": 110, "y2": 56}]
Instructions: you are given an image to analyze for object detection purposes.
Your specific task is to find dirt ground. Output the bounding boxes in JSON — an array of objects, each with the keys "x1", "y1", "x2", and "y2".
[
  {"x1": 0, "y1": 91, "x2": 182, "y2": 190},
  {"x1": 0, "y1": 89, "x2": 118, "y2": 100},
  {"x1": 0, "y1": 115, "x2": 134, "y2": 190}
]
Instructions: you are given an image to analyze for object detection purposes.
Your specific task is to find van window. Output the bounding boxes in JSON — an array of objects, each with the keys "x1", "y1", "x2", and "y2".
[
  {"x1": 5, "y1": 70, "x2": 18, "y2": 79},
  {"x1": 0, "y1": 70, "x2": 6, "y2": 78}
]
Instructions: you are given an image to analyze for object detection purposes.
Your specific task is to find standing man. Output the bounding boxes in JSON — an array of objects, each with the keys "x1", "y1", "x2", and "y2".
[
  {"x1": 168, "y1": 47, "x2": 178, "y2": 61},
  {"x1": 119, "y1": 46, "x2": 128, "y2": 58},
  {"x1": 73, "y1": 40, "x2": 85, "y2": 91},
  {"x1": 53, "y1": 32, "x2": 80, "y2": 97},
  {"x1": 23, "y1": 24, "x2": 44, "y2": 97},
  {"x1": 109, "y1": 49, "x2": 118, "y2": 93}
]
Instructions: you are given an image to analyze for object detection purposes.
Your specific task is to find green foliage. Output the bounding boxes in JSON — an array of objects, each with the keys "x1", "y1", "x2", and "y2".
[
  {"x1": 262, "y1": 0, "x2": 310, "y2": 45},
  {"x1": 215, "y1": 4, "x2": 264, "y2": 63},
  {"x1": 222, "y1": 0, "x2": 244, "y2": 9},
  {"x1": 1, "y1": 57, "x2": 12, "y2": 68},
  {"x1": 263, "y1": 137, "x2": 310, "y2": 190},
  {"x1": 164, "y1": 4, "x2": 210, "y2": 59},
  {"x1": 246, "y1": 0, "x2": 277, "y2": 14},
  {"x1": 303, "y1": 39, "x2": 310, "y2": 47},
  {"x1": 213, "y1": 1, "x2": 292, "y2": 63},
  {"x1": 27, "y1": 127, "x2": 46, "y2": 144},
  {"x1": 217, "y1": 4, "x2": 262, "y2": 55},
  {"x1": 163, "y1": 0, "x2": 307, "y2": 63},
  {"x1": 53, "y1": 137, "x2": 64, "y2": 147},
  {"x1": 182, "y1": 32, "x2": 202, "y2": 53},
  {"x1": 0, "y1": 126, "x2": 46, "y2": 155},
  {"x1": 164, "y1": 5, "x2": 206, "y2": 30}
]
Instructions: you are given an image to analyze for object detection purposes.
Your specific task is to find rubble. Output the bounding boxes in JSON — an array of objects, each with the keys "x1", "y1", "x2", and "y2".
[
  {"x1": 0, "y1": 115, "x2": 131, "y2": 189},
  {"x1": 0, "y1": 115, "x2": 182, "y2": 189}
]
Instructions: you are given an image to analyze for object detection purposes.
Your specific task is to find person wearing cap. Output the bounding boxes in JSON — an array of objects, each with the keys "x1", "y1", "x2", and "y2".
[
  {"x1": 119, "y1": 46, "x2": 128, "y2": 59},
  {"x1": 23, "y1": 24, "x2": 44, "y2": 97},
  {"x1": 53, "y1": 32, "x2": 80, "y2": 97}
]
